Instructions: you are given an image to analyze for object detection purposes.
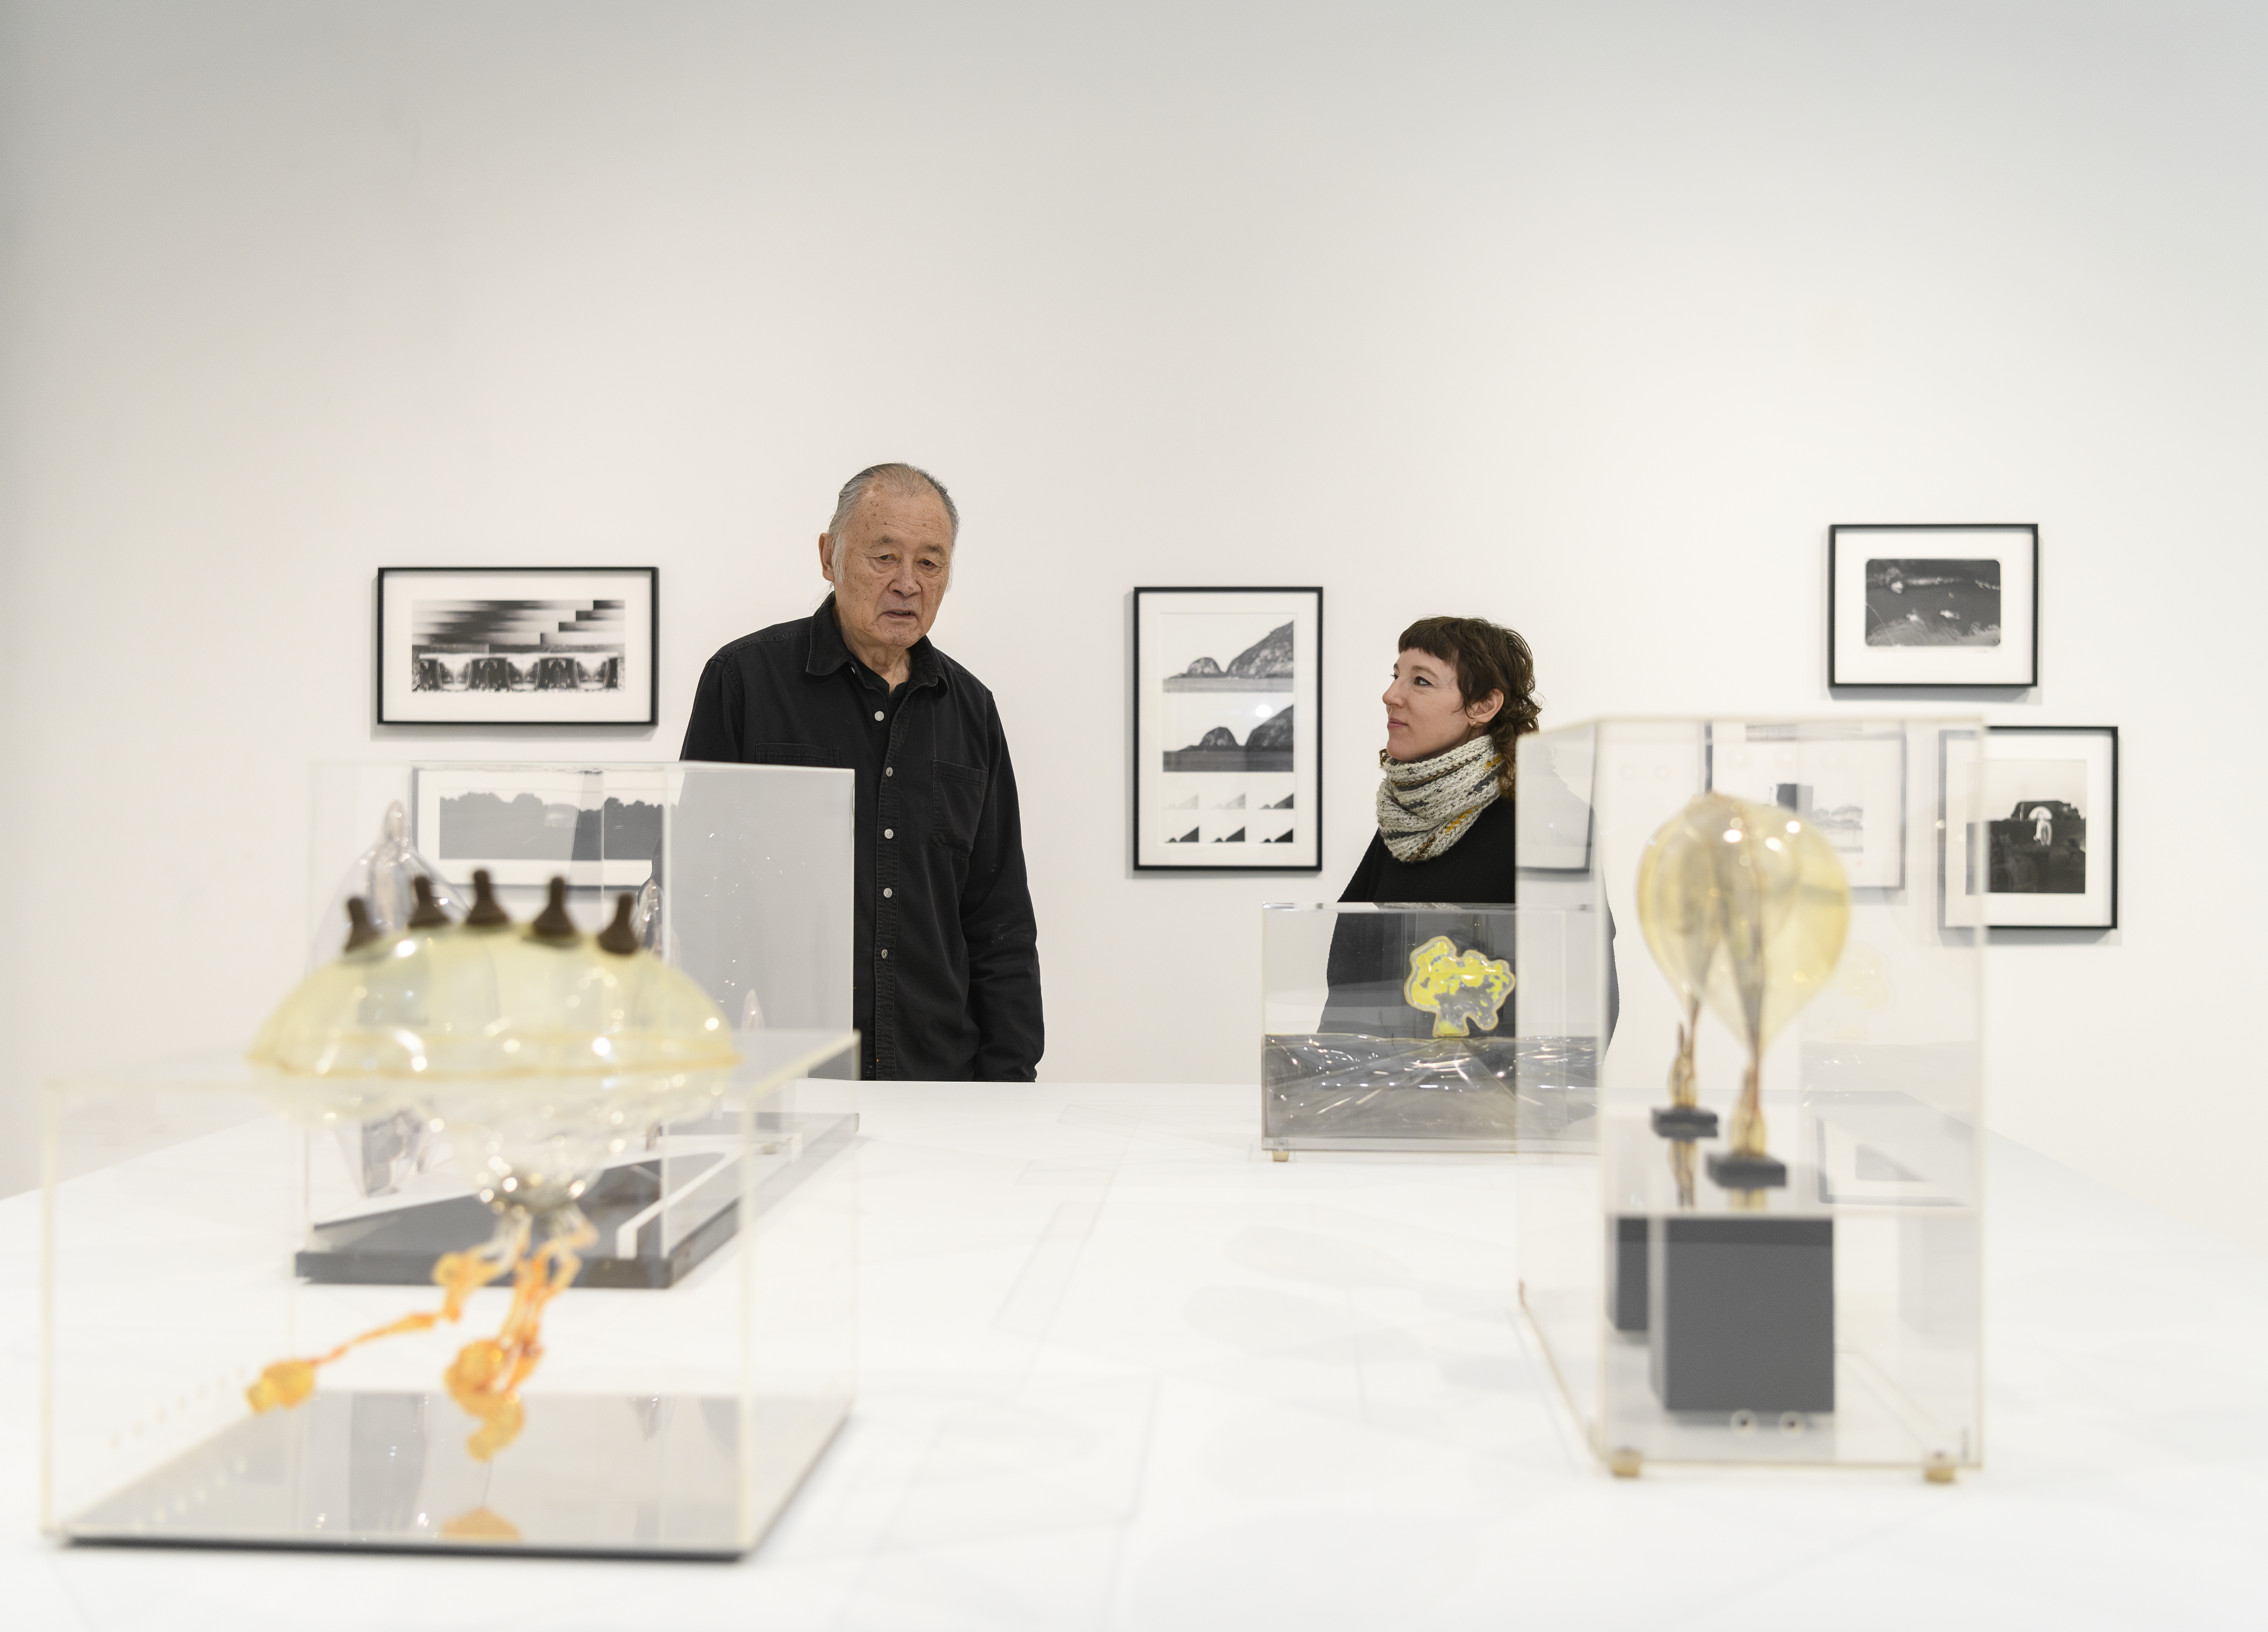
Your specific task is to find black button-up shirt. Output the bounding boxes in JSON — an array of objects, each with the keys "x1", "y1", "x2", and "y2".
[{"x1": 680, "y1": 597, "x2": 1043, "y2": 1081}]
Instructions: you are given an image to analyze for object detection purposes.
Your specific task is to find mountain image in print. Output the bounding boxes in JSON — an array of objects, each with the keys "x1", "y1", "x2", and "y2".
[
  {"x1": 1261, "y1": 791, "x2": 1294, "y2": 810},
  {"x1": 1162, "y1": 622, "x2": 1295, "y2": 692},
  {"x1": 1261, "y1": 829, "x2": 1294, "y2": 843},
  {"x1": 1163, "y1": 707, "x2": 1295, "y2": 772}
]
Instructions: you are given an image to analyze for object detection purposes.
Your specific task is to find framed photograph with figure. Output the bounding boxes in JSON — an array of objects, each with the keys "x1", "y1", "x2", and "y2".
[
  {"x1": 1132, "y1": 586, "x2": 1322, "y2": 870},
  {"x1": 377, "y1": 567, "x2": 658, "y2": 725},
  {"x1": 1829, "y1": 525, "x2": 2038, "y2": 688},
  {"x1": 1938, "y1": 725, "x2": 2117, "y2": 929}
]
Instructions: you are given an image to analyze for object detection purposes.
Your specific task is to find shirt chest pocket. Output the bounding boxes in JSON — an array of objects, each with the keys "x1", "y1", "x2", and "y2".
[{"x1": 932, "y1": 761, "x2": 988, "y2": 855}]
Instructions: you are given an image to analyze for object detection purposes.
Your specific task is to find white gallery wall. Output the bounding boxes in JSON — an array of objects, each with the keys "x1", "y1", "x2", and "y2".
[{"x1": 3, "y1": 2, "x2": 2263, "y2": 1249}]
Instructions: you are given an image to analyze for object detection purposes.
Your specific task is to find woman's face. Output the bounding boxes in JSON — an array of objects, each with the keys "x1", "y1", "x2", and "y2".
[{"x1": 1382, "y1": 648, "x2": 1502, "y2": 762}]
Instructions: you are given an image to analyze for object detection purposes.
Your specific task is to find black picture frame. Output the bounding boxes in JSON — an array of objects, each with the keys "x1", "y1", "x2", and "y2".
[
  {"x1": 1132, "y1": 586, "x2": 1323, "y2": 871},
  {"x1": 1828, "y1": 525, "x2": 2038, "y2": 689},
  {"x1": 375, "y1": 567, "x2": 659, "y2": 726},
  {"x1": 1937, "y1": 724, "x2": 2118, "y2": 930}
]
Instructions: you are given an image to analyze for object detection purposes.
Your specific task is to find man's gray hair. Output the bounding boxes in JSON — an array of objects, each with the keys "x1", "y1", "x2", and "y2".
[{"x1": 826, "y1": 462, "x2": 959, "y2": 579}]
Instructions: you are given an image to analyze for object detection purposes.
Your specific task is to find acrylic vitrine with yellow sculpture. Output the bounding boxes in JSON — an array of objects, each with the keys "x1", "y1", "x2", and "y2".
[
  {"x1": 1260, "y1": 902, "x2": 1607, "y2": 1152},
  {"x1": 1514, "y1": 719, "x2": 1986, "y2": 1478},
  {"x1": 43, "y1": 760, "x2": 860, "y2": 1557}
]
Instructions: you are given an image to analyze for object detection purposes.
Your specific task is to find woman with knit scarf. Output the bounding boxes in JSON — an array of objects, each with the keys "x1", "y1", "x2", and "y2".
[
  {"x1": 1341, "y1": 616, "x2": 1535, "y2": 900},
  {"x1": 1324, "y1": 615, "x2": 1615, "y2": 1036}
]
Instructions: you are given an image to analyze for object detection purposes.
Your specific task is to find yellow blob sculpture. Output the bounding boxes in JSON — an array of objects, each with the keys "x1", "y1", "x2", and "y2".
[
  {"x1": 1403, "y1": 936, "x2": 1515, "y2": 1038},
  {"x1": 1635, "y1": 793, "x2": 1850, "y2": 1195}
]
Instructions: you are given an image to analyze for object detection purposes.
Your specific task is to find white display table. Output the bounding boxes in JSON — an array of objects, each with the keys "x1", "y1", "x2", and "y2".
[{"x1": 4, "y1": 1081, "x2": 2262, "y2": 1629}]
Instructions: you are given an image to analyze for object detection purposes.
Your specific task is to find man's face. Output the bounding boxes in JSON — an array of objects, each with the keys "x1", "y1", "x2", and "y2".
[{"x1": 820, "y1": 486, "x2": 955, "y2": 655}]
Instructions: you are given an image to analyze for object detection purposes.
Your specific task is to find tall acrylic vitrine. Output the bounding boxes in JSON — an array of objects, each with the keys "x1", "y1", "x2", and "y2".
[
  {"x1": 43, "y1": 761, "x2": 860, "y2": 1556},
  {"x1": 1260, "y1": 904, "x2": 1607, "y2": 1152},
  {"x1": 1514, "y1": 719, "x2": 1984, "y2": 1476}
]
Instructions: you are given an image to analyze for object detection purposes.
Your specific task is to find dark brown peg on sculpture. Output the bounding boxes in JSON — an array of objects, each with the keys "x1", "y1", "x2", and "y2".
[
  {"x1": 597, "y1": 892, "x2": 640, "y2": 956},
  {"x1": 464, "y1": 869, "x2": 510, "y2": 928},
  {"x1": 530, "y1": 876, "x2": 578, "y2": 942},
  {"x1": 408, "y1": 875, "x2": 452, "y2": 930},
  {"x1": 343, "y1": 897, "x2": 383, "y2": 952}
]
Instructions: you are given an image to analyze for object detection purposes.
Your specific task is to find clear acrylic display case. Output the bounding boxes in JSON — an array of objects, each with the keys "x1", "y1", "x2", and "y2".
[
  {"x1": 1514, "y1": 719, "x2": 1985, "y2": 1475},
  {"x1": 42, "y1": 761, "x2": 861, "y2": 1555},
  {"x1": 1260, "y1": 904, "x2": 1607, "y2": 1152},
  {"x1": 307, "y1": 761, "x2": 854, "y2": 1033}
]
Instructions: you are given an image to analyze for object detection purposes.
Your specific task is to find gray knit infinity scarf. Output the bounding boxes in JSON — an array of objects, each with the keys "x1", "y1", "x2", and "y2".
[{"x1": 1375, "y1": 736, "x2": 1503, "y2": 863}]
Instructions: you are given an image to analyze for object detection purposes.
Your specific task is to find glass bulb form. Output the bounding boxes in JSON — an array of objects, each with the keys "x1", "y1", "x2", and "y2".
[
  {"x1": 242, "y1": 881, "x2": 742, "y2": 1458},
  {"x1": 1635, "y1": 792, "x2": 1851, "y2": 1180}
]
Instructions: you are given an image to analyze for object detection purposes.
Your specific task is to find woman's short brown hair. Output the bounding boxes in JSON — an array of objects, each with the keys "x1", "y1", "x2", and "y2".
[{"x1": 1398, "y1": 615, "x2": 1541, "y2": 795}]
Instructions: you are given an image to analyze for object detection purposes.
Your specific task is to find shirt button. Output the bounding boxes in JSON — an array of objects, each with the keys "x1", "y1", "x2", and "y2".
[
  {"x1": 873, "y1": 710, "x2": 885, "y2": 722},
  {"x1": 883, "y1": 887, "x2": 893, "y2": 899},
  {"x1": 883, "y1": 827, "x2": 894, "y2": 839},
  {"x1": 879, "y1": 948, "x2": 889, "y2": 959},
  {"x1": 885, "y1": 766, "x2": 894, "y2": 777}
]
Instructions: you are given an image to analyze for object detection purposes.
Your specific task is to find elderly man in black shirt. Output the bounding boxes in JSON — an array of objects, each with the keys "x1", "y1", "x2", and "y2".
[{"x1": 681, "y1": 463, "x2": 1043, "y2": 1081}]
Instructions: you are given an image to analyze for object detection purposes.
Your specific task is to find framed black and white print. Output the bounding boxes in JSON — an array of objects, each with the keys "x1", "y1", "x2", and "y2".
[
  {"x1": 377, "y1": 568, "x2": 658, "y2": 725},
  {"x1": 1132, "y1": 587, "x2": 1321, "y2": 870},
  {"x1": 1829, "y1": 525, "x2": 2038, "y2": 688},
  {"x1": 1939, "y1": 726, "x2": 2117, "y2": 929}
]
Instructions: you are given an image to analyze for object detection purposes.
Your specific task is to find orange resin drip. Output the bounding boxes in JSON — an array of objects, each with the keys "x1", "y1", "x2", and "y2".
[{"x1": 246, "y1": 1211, "x2": 594, "y2": 1461}]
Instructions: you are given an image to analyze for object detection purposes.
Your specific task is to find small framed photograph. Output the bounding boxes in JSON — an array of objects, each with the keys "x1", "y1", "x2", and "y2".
[
  {"x1": 1939, "y1": 726, "x2": 2117, "y2": 929},
  {"x1": 412, "y1": 766, "x2": 668, "y2": 888},
  {"x1": 1829, "y1": 525, "x2": 2037, "y2": 688},
  {"x1": 1132, "y1": 587, "x2": 1321, "y2": 870},
  {"x1": 377, "y1": 567, "x2": 658, "y2": 725},
  {"x1": 1707, "y1": 722, "x2": 1906, "y2": 888}
]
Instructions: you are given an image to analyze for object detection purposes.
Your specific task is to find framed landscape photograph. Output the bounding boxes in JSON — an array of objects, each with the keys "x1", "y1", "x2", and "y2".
[
  {"x1": 1132, "y1": 587, "x2": 1321, "y2": 870},
  {"x1": 377, "y1": 567, "x2": 658, "y2": 725},
  {"x1": 1829, "y1": 525, "x2": 2037, "y2": 688},
  {"x1": 411, "y1": 765, "x2": 667, "y2": 889},
  {"x1": 1707, "y1": 721, "x2": 1907, "y2": 888},
  {"x1": 1938, "y1": 726, "x2": 2118, "y2": 929}
]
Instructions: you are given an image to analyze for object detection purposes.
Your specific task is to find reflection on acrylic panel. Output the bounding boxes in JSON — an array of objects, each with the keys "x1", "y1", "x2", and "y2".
[
  {"x1": 411, "y1": 599, "x2": 627, "y2": 693},
  {"x1": 1707, "y1": 725, "x2": 1906, "y2": 888},
  {"x1": 1133, "y1": 589, "x2": 1320, "y2": 869},
  {"x1": 413, "y1": 768, "x2": 665, "y2": 888},
  {"x1": 1862, "y1": 559, "x2": 2001, "y2": 648}
]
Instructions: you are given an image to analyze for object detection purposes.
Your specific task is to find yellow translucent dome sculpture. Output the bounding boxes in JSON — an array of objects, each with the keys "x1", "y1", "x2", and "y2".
[{"x1": 241, "y1": 871, "x2": 741, "y2": 1461}]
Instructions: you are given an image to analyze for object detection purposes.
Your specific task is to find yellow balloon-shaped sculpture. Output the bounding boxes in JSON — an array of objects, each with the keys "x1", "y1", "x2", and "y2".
[{"x1": 1636, "y1": 793, "x2": 1851, "y2": 1189}]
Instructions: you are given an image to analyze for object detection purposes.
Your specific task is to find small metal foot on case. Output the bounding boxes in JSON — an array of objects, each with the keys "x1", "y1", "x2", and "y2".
[
  {"x1": 1923, "y1": 1452, "x2": 1957, "y2": 1485},
  {"x1": 1270, "y1": 1149, "x2": 1290, "y2": 1162},
  {"x1": 1607, "y1": 1446, "x2": 1643, "y2": 1479}
]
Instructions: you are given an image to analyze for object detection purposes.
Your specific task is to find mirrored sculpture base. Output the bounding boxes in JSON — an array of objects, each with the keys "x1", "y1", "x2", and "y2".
[
  {"x1": 1261, "y1": 1034, "x2": 1595, "y2": 1151},
  {"x1": 1260, "y1": 905, "x2": 1606, "y2": 1153},
  {"x1": 58, "y1": 1389, "x2": 850, "y2": 1560}
]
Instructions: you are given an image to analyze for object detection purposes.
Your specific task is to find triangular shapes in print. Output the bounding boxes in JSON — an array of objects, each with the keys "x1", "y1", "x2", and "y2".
[
  {"x1": 1261, "y1": 792, "x2": 1294, "y2": 810},
  {"x1": 1165, "y1": 794, "x2": 1198, "y2": 810},
  {"x1": 1165, "y1": 826, "x2": 1200, "y2": 843},
  {"x1": 1213, "y1": 827, "x2": 1246, "y2": 843},
  {"x1": 1215, "y1": 794, "x2": 1246, "y2": 810},
  {"x1": 1261, "y1": 829, "x2": 1295, "y2": 844}
]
